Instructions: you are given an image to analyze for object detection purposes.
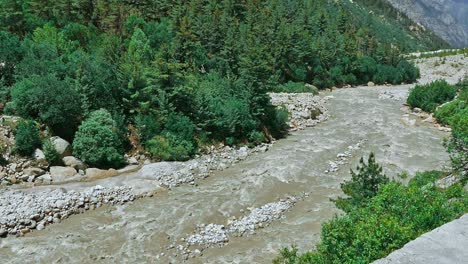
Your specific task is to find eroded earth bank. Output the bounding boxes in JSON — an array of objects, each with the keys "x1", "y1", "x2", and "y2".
[{"x1": 0, "y1": 55, "x2": 466, "y2": 263}]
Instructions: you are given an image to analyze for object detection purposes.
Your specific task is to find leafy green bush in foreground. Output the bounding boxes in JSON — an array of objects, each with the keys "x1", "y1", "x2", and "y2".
[
  {"x1": 407, "y1": 80, "x2": 457, "y2": 112},
  {"x1": 274, "y1": 162, "x2": 467, "y2": 264},
  {"x1": 72, "y1": 109, "x2": 125, "y2": 169}
]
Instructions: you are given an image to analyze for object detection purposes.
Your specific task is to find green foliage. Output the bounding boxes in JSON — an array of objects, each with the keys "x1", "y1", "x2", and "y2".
[
  {"x1": 0, "y1": 30, "x2": 24, "y2": 86},
  {"x1": 273, "y1": 82, "x2": 319, "y2": 94},
  {"x1": 0, "y1": 0, "x2": 442, "y2": 166},
  {"x1": 249, "y1": 131, "x2": 266, "y2": 145},
  {"x1": 373, "y1": 64, "x2": 402, "y2": 84},
  {"x1": 334, "y1": 152, "x2": 389, "y2": 212},
  {"x1": 193, "y1": 73, "x2": 259, "y2": 142},
  {"x1": 435, "y1": 100, "x2": 466, "y2": 126},
  {"x1": 135, "y1": 114, "x2": 161, "y2": 144},
  {"x1": 407, "y1": 80, "x2": 457, "y2": 113},
  {"x1": 10, "y1": 74, "x2": 82, "y2": 139},
  {"x1": 446, "y1": 108, "x2": 468, "y2": 176},
  {"x1": 42, "y1": 138, "x2": 61, "y2": 166},
  {"x1": 164, "y1": 113, "x2": 195, "y2": 143},
  {"x1": 434, "y1": 79, "x2": 468, "y2": 177},
  {"x1": 275, "y1": 171, "x2": 467, "y2": 264},
  {"x1": 14, "y1": 119, "x2": 41, "y2": 156},
  {"x1": 146, "y1": 134, "x2": 195, "y2": 161},
  {"x1": 72, "y1": 109, "x2": 125, "y2": 169}
]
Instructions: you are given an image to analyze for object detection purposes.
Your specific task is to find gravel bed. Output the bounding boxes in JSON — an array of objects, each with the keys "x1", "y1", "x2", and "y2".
[
  {"x1": 0, "y1": 185, "x2": 135, "y2": 237},
  {"x1": 185, "y1": 197, "x2": 297, "y2": 247}
]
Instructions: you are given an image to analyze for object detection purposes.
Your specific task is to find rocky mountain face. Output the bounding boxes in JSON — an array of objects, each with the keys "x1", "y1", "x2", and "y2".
[{"x1": 386, "y1": 0, "x2": 468, "y2": 48}]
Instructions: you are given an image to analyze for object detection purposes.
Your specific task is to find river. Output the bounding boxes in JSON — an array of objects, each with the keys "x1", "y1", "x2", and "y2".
[{"x1": 0, "y1": 82, "x2": 451, "y2": 263}]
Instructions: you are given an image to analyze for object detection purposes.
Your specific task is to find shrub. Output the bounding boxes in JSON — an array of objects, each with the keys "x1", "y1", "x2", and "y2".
[
  {"x1": 273, "y1": 82, "x2": 319, "y2": 94},
  {"x1": 146, "y1": 134, "x2": 195, "y2": 161},
  {"x1": 42, "y1": 139, "x2": 61, "y2": 166},
  {"x1": 72, "y1": 109, "x2": 125, "y2": 169},
  {"x1": 15, "y1": 120, "x2": 41, "y2": 156},
  {"x1": 407, "y1": 80, "x2": 457, "y2": 112},
  {"x1": 10, "y1": 74, "x2": 82, "y2": 139},
  {"x1": 435, "y1": 99, "x2": 466, "y2": 126},
  {"x1": 249, "y1": 130, "x2": 265, "y2": 145},
  {"x1": 164, "y1": 113, "x2": 195, "y2": 142}
]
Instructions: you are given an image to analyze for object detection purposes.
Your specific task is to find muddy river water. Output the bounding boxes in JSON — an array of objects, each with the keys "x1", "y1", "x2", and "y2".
[{"x1": 1, "y1": 84, "x2": 451, "y2": 263}]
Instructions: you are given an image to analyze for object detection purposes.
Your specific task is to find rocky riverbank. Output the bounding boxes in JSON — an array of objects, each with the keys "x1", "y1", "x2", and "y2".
[{"x1": 0, "y1": 93, "x2": 329, "y2": 237}]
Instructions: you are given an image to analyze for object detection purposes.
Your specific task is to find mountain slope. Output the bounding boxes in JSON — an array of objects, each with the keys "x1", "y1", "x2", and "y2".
[
  {"x1": 385, "y1": 0, "x2": 468, "y2": 48},
  {"x1": 347, "y1": 0, "x2": 450, "y2": 52}
]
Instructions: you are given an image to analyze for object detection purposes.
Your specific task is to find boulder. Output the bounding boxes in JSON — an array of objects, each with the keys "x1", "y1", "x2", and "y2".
[
  {"x1": 413, "y1": 107, "x2": 423, "y2": 113},
  {"x1": 127, "y1": 157, "x2": 139, "y2": 165},
  {"x1": 36, "y1": 174, "x2": 52, "y2": 184},
  {"x1": 85, "y1": 168, "x2": 118, "y2": 180},
  {"x1": 34, "y1": 149, "x2": 46, "y2": 161},
  {"x1": 49, "y1": 166, "x2": 77, "y2": 182},
  {"x1": 50, "y1": 136, "x2": 72, "y2": 158},
  {"x1": 367, "y1": 81, "x2": 375, "y2": 87},
  {"x1": 23, "y1": 167, "x2": 46, "y2": 177},
  {"x1": 62, "y1": 156, "x2": 86, "y2": 170}
]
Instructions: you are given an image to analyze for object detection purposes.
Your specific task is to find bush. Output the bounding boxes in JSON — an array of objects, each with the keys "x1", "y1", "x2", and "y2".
[
  {"x1": 435, "y1": 99, "x2": 466, "y2": 126},
  {"x1": 146, "y1": 134, "x2": 195, "y2": 161},
  {"x1": 42, "y1": 139, "x2": 61, "y2": 166},
  {"x1": 273, "y1": 82, "x2": 319, "y2": 94},
  {"x1": 10, "y1": 74, "x2": 82, "y2": 139},
  {"x1": 249, "y1": 131, "x2": 266, "y2": 145},
  {"x1": 72, "y1": 109, "x2": 125, "y2": 169},
  {"x1": 407, "y1": 80, "x2": 457, "y2": 112},
  {"x1": 164, "y1": 113, "x2": 195, "y2": 142},
  {"x1": 15, "y1": 120, "x2": 41, "y2": 156}
]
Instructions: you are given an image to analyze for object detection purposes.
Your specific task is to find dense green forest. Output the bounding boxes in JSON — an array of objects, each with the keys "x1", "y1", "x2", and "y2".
[{"x1": 0, "y1": 0, "x2": 444, "y2": 168}]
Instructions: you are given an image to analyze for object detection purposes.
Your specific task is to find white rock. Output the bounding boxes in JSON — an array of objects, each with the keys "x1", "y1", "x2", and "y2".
[
  {"x1": 413, "y1": 107, "x2": 423, "y2": 113},
  {"x1": 62, "y1": 156, "x2": 86, "y2": 170},
  {"x1": 127, "y1": 157, "x2": 138, "y2": 165},
  {"x1": 23, "y1": 167, "x2": 46, "y2": 177},
  {"x1": 50, "y1": 136, "x2": 72, "y2": 158},
  {"x1": 34, "y1": 149, "x2": 46, "y2": 161},
  {"x1": 49, "y1": 166, "x2": 77, "y2": 182}
]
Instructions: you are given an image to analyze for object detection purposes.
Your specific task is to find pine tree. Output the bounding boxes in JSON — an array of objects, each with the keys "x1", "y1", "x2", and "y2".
[{"x1": 334, "y1": 153, "x2": 389, "y2": 212}]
